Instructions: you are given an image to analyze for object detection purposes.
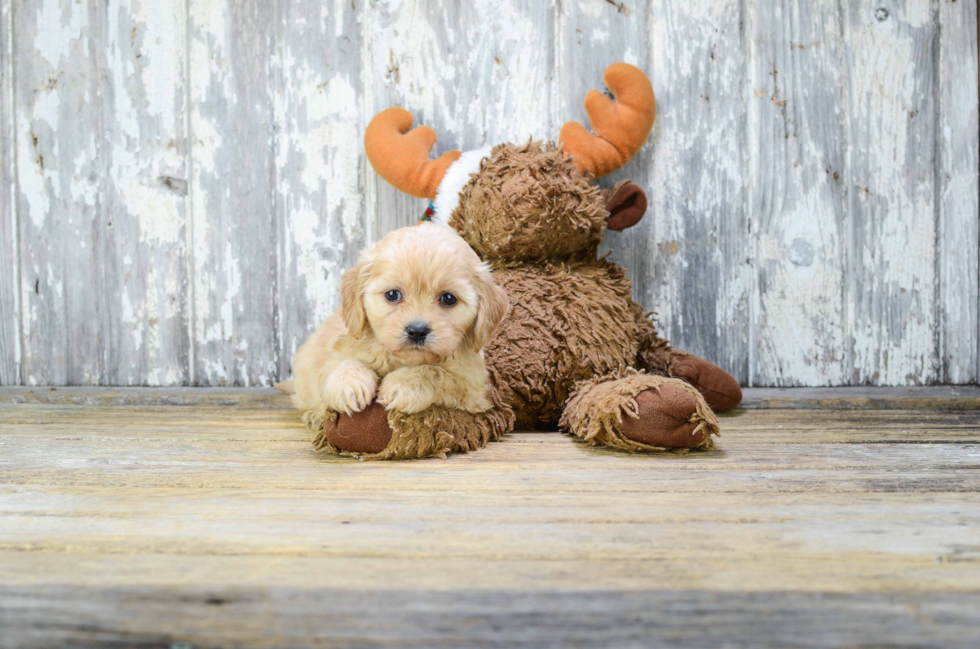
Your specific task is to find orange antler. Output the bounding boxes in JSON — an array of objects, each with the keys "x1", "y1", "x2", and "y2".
[
  {"x1": 559, "y1": 63, "x2": 656, "y2": 178},
  {"x1": 364, "y1": 107, "x2": 461, "y2": 199}
]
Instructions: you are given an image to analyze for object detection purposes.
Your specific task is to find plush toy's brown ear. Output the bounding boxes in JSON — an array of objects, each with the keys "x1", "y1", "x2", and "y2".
[{"x1": 602, "y1": 180, "x2": 647, "y2": 231}]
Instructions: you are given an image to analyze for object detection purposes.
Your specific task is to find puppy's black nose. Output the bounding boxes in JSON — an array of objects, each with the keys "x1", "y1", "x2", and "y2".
[{"x1": 405, "y1": 322, "x2": 431, "y2": 344}]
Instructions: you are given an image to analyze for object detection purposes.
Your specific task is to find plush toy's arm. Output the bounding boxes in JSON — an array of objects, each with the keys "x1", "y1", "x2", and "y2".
[
  {"x1": 630, "y1": 300, "x2": 744, "y2": 412},
  {"x1": 630, "y1": 300, "x2": 674, "y2": 376}
]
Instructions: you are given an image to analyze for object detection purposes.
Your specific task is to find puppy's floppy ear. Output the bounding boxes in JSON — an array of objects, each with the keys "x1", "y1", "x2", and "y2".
[
  {"x1": 468, "y1": 266, "x2": 509, "y2": 352},
  {"x1": 340, "y1": 253, "x2": 374, "y2": 337}
]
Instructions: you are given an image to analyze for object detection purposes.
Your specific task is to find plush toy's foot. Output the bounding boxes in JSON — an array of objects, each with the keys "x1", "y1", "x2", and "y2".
[
  {"x1": 620, "y1": 385, "x2": 711, "y2": 447},
  {"x1": 668, "y1": 353, "x2": 743, "y2": 412},
  {"x1": 561, "y1": 369, "x2": 719, "y2": 452},
  {"x1": 313, "y1": 389, "x2": 514, "y2": 460}
]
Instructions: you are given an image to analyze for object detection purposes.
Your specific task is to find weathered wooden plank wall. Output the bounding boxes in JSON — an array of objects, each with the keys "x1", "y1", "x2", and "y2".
[
  {"x1": 1, "y1": 0, "x2": 17, "y2": 384},
  {"x1": 941, "y1": 0, "x2": 980, "y2": 384},
  {"x1": 749, "y1": 0, "x2": 847, "y2": 386},
  {"x1": 1, "y1": 0, "x2": 977, "y2": 387}
]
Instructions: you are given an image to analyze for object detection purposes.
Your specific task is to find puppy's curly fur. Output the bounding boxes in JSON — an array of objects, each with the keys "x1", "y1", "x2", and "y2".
[{"x1": 292, "y1": 224, "x2": 509, "y2": 431}]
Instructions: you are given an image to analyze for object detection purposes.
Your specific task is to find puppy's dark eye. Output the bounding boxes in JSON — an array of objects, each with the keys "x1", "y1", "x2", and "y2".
[
  {"x1": 385, "y1": 290, "x2": 402, "y2": 303},
  {"x1": 439, "y1": 293, "x2": 458, "y2": 307}
]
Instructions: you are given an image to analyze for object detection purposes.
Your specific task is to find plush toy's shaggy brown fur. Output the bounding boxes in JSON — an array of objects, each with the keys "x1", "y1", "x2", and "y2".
[
  {"x1": 482, "y1": 257, "x2": 639, "y2": 428},
  {"x1": 449, "y1": 142, "x2": 728, "y2": 448},
  {"x1": 452, "y1": 142, "x2": 607, "y2": 261},
  {"x1": 314, "y1": 384, "x2": 514, "y2": 460},
  {"x1": 317, "y1": 141, "x2": 741, "y2": 460},
  {"x1": 323, "y1": 63, "x2": 742, "y2": 460}
]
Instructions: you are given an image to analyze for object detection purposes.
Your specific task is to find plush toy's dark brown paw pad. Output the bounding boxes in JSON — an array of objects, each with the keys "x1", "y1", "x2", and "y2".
[
  {"x1": 322, "y1": 402, "x2": 393, "y2": 454},
  {"x1": 669, "y1": 355, "x2": 742, "y2": 412},
  {"x1": 620, "y1": 386, "x2": 707, "y2": 448}
]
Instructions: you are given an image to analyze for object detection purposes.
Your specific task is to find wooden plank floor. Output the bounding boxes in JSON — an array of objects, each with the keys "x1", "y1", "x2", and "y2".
[{"x1": 1, "y1": 387, "x2": 979, "y2": 648}]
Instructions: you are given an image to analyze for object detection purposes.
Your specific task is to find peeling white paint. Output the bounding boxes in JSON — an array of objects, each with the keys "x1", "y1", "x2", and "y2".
[
  {"x1": 647, "y1": 0, "x2": 750, "y2": 382},
  {"x1": 127, "y1": 181, "x2": 182, "y2": 244},
  {"x1": 901, "y1": 0, "x2": 930, "y2": 29},
  {"x1": 120, "y1": 287, "x2": 145, "y2": 352},
  {"x1": 34, "y1": 0, "x2": 89, "y2": 67},
  {"x1": 4, "y1": 0, "x2": 977, "y2": 387},
  {"x1": 17, "y1": 117, "x2": 53, "y2": 230},
  {"x1": 848, "y1": 1, "x2": 939, "y2": 384}
]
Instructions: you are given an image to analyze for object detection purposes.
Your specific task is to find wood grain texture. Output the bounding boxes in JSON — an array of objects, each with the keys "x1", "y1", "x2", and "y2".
[
  {"x1": 738, "y1": 384, "x2": 980, "y2": 409},
  {"x1": 646, "y1": 0, "x2": 751, "y2": 385},
  {"x1": 102, "y1": 0, "x2": 191, "y2": 386},
  {"x1": 189, "y1": 0, "x2": 279, "y2": 386},
  {"x1": 845, "y1": 0, "x2": 940, "y2": 385},
  {"x1": 12, "y1": 2, "x2": 191, "y2": 387},
  {"x1": 939, "y1": 0, "x2": 979, "y2": 383},
  {"x1": 5, "y1": 384, "x2": 980, "y2": 408},
  {"x1": 363, "y1": 0, "x2": 557, "y2": 239},
  {"x1": 749, "y1": 0, "x2": 848, "y2": 386},
  {"x1": 2, "y1": 587, "x2": 977, "y2": 649},
  {"x1": 1, "y1": 391, "x2": 979, "y2": 646},
  {"x1": 0, "y1": 0, "x2": 17, "y2": 385},
  {"x1": 1, "y1": 0, "x2": 978, "y2": 387},
  {"x1": 274, "y1": 0, "x2": 365, "y2": 380},
  {"x1": 14, "y1": 1, "x2": 106, "y2": 385}
]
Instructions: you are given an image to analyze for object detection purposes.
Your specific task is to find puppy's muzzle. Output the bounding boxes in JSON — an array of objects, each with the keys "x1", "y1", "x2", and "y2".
[{"x1": 404, "y1": 321, "x2": 431, "y2": 345}]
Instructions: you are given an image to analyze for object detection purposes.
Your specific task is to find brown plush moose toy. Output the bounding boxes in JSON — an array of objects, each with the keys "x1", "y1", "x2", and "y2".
[{"x1": 315, "y1": 63, "x2": 742, "y2": 459}]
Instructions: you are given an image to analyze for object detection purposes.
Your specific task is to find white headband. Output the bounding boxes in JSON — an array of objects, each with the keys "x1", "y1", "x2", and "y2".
[{"x1": 431, "y1": 146, "x2": 493, "y2": 226}]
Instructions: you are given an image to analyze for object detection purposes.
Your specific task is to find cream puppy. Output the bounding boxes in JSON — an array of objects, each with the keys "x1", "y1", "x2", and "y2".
[{"x1": 292, "y1": 224, "x2": 509, "y2": 431}]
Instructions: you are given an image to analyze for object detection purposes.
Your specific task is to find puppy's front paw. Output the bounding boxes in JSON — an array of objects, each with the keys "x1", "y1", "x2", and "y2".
[
  {"x1": 377, "y1": 370, "x2": 435, "y2": 414},
  {"x1": 322, "y1": 361, "x2": 378, "y2": 415},
  {"x1": 460, "y1": 390, "x2": 493, "y2": 414}
]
